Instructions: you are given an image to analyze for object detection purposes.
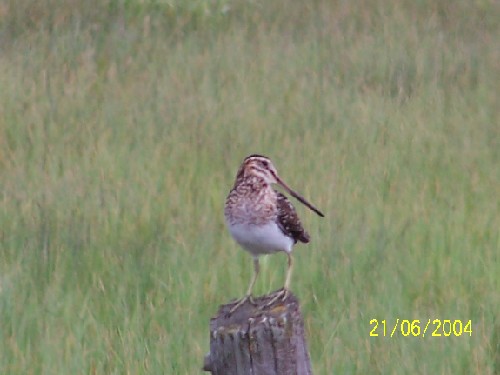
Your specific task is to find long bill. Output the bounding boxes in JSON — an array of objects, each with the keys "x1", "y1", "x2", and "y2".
[{"x1": 276, "y1": 176, "x2": 325, "y2": 217}]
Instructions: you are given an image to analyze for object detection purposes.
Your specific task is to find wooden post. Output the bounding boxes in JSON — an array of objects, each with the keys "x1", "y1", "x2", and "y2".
[{"x1": 203, "y1": 290, "x2": 312, "y2": 375}]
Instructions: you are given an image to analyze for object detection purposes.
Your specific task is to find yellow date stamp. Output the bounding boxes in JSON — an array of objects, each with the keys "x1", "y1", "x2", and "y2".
[{"x1": 369, "y1": 319, "x2": 472, "y2": 337}]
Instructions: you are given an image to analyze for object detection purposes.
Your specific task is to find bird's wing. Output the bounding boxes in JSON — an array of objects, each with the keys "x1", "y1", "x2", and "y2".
[{"x1": 276, "y1": 191, "x2": 310, "y2": 244}]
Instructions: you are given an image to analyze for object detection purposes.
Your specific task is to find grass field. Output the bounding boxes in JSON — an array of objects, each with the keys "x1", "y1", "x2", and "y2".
[{"x1": 0, "y1": 0, "x2": 499, "y2": 373}]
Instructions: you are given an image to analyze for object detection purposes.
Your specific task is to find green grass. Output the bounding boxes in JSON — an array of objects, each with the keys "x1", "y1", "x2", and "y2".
[{"x1": 0, "y1": 0, "x2": 498, "y2": 373}]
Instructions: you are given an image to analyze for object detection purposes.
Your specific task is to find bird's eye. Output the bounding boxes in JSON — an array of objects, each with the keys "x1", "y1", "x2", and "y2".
[{"x1": 262, "y1": 160, "x2": 269, "y2": 168}]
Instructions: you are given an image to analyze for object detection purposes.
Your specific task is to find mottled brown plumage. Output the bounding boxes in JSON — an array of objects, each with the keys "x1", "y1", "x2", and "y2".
[
  {"x1": 224, "y1": 175, "x2": 276, "y2": 226},
  {"x1": 276, "y1": 192, "x2": 310, "y2": 244}
]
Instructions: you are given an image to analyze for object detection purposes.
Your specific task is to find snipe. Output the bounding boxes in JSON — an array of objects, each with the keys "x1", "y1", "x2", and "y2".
[{"x1": 224, "y1": 154, "x2": 324, "y2": 313}]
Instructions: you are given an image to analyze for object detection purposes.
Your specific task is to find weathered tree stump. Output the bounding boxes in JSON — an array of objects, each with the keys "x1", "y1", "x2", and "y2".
[{"x1": 203, "y1": 290, "x2": 312, "y2": 375}]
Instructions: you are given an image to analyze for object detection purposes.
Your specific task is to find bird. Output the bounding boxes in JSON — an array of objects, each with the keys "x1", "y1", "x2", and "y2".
[{"x1": 224, "y1": 154, "x2": 324, "y2": 313}]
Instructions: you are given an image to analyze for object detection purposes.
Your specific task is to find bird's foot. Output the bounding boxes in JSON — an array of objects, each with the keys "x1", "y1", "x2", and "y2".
[
  {"x1": 228, "y1": 294, "x2": 257, "y2": 315},
  {"x1": 261, "y1": 288, "x2": 289, "y2": 309}
]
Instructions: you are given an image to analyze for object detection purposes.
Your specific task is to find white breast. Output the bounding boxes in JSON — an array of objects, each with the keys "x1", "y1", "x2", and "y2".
[{"x1": 226, "y1": 220, "x2": 294, "y2": 256}]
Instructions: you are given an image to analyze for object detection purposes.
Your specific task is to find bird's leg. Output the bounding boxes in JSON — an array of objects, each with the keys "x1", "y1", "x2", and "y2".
[
  {"x1": 246, "y1": 257, "x2": 260, "y2": 304},
  {"x1": 284, "y1": 251, "x2": 293, "y2": 291},
  {"x1": 262, "y1": 252, "x2": 293, "y2": 308},
  {"x1": 229, "y1": 257, "x2": 259, "y2": 314}
]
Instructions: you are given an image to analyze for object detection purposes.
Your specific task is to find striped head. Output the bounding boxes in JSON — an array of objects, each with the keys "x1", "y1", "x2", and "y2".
[
  {"x1": 235, "y1": 154, "x2": 279, "y2": 185},
  {"x1": 233, "y1": 154, "x2": 325, "y2": 217}
]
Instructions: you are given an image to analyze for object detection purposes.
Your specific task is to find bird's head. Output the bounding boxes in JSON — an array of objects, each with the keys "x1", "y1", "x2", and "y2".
[
  {"x1": 235, "y1": 154, "x2": 325, "y2": 217},
  {"x1": 237, "y1": 154, "x2": 279, "y2": 185}
]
